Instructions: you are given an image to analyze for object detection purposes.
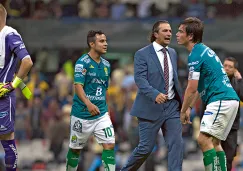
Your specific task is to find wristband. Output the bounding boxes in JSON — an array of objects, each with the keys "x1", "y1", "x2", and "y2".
[{"x1": 12, "y1": 76, "x2": 22, "y2": 88}]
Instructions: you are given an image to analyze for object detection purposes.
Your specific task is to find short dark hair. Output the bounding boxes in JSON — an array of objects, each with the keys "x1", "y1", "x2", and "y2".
[
  {"x1": 224, "y1": 57, "x2": 238, "y2": 69},
  {"x1": 149, "y1": 20, "x2": 169, "y2": 43},
  {"x1": 87, "y1": 30, "x2": 105, "y2": 48},
  {"x1": 179, "y1": 17, "x2": 204, "y2": 43}
]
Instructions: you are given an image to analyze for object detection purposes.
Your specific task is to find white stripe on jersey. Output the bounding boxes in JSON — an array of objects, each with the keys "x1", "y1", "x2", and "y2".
[
  {"x1": 9, "y1": 97, "x2": 12, "y2": 121},
  {"x1": 200, "y1": 47, "x2": 209, "y2": 57},
  {"x1": 3, "y1": 55, "x2": 14, "y2": 83}
]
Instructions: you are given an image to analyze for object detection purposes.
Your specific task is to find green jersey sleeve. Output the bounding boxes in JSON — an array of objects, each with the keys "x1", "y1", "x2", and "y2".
[
  {"x1": 74, "y1": 60, "x2": 88, "y2": 85},
  {"x1": 188, "y1": 53, "x2": 203, "y2": 80}
]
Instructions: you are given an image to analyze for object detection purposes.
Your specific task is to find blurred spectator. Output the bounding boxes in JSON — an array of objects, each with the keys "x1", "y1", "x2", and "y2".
[
  {"x1": 54, "y1": 68, "x2": 72, "y2": 103},
  {"x1": 78, "y1": 0, "x2": 94, "y2": 18},
  {"x1": 31, "y1": 0, "x2": 50, "y2": 20},
  {"x1": 15, "y1": 100, "x2": 29, "y2": 141},
  {"x1": 49, "y1": 105, "x2": 70, "y2": 163},
  {"x1": 111, "y1": 0, "x2": 126, "y2": 19}
]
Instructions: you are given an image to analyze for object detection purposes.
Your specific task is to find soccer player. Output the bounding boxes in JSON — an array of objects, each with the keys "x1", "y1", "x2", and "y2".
[
  {"x1": 176, "y1": 17, "x2": 240, "y2": 171},
  {"x1": 0, "y1": 4, "x2": 33, "y2": 171},
  {"x1": 66, "y1": 30, "x2": 115, "y2": 171}
]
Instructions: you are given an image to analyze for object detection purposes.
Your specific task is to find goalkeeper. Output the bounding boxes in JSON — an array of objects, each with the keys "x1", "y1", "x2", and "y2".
[{"x1": 0, "y1": 4, "x2": 33, "y2": 171}]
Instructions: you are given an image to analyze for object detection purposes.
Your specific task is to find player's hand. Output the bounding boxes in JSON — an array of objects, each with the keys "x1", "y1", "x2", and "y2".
[
  {"x1": 0, "y1": 82, "x2": 15, "y2": 98},
  {"x1": 180, "y1": 108, "x2": 192, "y2": 125},
  {"x1": 234, "y1": 69, "x2": 242, "y2": 80},
  {"x1": 155, "y1": 93, "x2": 168, "y2": 104},
  {"x1": 86, "y1": 102, "x2": 100, "y2": 116}
]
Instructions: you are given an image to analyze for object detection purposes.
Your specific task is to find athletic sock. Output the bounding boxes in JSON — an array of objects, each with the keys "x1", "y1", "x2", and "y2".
[
  {"x1": 102, "y1": 149, "x2": 115, "y2": 171},
  {"x1": 66, "y1": 148, "x2": 80, "y2": 171},
  {"x1": 1, "y1": 140, "x2": 18, "y2": 171},
  {"x1": 203, "y1": 148, "x2": 218, "y2": 171},
  {"x1": 216, "y1": 151, "x2": 227, "y2": 171}
]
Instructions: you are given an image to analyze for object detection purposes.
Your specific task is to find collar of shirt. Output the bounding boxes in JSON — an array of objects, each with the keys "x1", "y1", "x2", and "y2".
[{"x1": 153, "y1": 41, "x2": 169, "y2": 52}]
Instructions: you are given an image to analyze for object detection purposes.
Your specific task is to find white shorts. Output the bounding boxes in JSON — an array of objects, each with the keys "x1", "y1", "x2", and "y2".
[
  {"x1": 69, "y1": 113, "x2": 115, "y2": 149},
  {"x1": 200, "y1": 100, "x2": 239, "y2": 141}
]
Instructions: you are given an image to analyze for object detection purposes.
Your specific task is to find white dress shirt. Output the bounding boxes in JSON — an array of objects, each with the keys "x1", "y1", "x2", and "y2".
[{"x1": 153, "y1": 41, "x2": 175, "y2": 99}]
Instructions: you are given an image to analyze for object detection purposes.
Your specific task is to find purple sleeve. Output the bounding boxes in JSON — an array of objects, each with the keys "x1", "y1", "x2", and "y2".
[{"x1": 7, "y1": 33, "x2": 30, "y2": 60}]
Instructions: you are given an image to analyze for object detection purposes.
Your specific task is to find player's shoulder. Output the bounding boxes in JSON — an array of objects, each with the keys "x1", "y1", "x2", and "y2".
[
  {"x1": 101, "y1": 57, "x2": 110, "y2": 67},
  {"x1": 4, "y1": 26, "x2": 21, "y2": 38},
  {"x1": 77, "y1": 54, "x2": 91, "y2": 65}
]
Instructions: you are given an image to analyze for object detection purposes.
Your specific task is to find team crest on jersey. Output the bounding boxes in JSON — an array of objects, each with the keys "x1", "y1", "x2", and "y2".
[
  {"x1": 73, "y1": 120, "x2": 82, "y2": 133},
  {"x1": 104, "y1": 67, "x2": 108, "y2": 76},
  {"x1": 82, "y1": 68, "x2": 87, "y2": 75}
]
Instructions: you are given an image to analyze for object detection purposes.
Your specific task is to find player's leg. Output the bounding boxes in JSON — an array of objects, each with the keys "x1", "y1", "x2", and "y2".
[
  {"x1": 213, "y1": 138, "x2": 227, "y2": 171},
  {"x1": 197, "y1": 132, "x2": 217, "y2": 171},
  {"x1": 66, "y1": 116, "x2": 92, "y2": 171},
  {"x1": 199, "y1": 100, "x2": 239, "y2": 171},
  {"x1": 213, "y1": 100, "x2": 239, "y2": 171},
  {"x1": 221, "y1": 129, "x2": 238, "y2": 171},
  {"x1": 0, "y1": 132, "x2": 18, "y2": 171},
  {"x1": 0, "y1": 97, "x2": 18, "y2": 171},
  {"x1": 93, "y1": 113, "x2": 115, "y2": 171}
]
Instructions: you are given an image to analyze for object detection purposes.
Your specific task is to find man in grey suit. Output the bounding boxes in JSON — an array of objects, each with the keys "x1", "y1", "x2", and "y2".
[{"x1": 121, "y1": 20, "x2": 183, "y2": 171}]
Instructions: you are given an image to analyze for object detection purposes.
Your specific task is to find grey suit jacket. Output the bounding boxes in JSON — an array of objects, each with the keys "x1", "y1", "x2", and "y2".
[{"x1": 130, "y1": 44, "x2": 183, "y2": 121}]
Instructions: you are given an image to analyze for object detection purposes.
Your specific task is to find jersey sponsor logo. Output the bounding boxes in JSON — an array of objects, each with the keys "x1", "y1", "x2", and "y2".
[
  {"x1": 71, "y1": 135, "x2": 77, "y2": 143},
  {"x1": 82, "y1": 58, "x2": 91, "y2": 64},
  {"x1": 19, "y1": 43, "x2": 25, "y2": 49},
  {"x1": 73, "y1": 120, "x2": 82, "y2": 133},
  {"x1": 75, "y1": 73, "x2": 83, "y2": 78},
  {"x1": 207, "y1": 49, "x2": 215, "y2": 57},
  {"x1": 75, "y1": 64, "x2": 83, "y2": 72},
  {"x1": 13, "y1": 41, "x2": 22, "y2": 45},
  {"x1": 89, "y1": 65, "x2": 94, "y2": 68},
  {"x1": 188, "y1": 61, "x2": 199, "y2": 66},
  {"x1": 0, "y1": 111, "x2": 8, "y2": 118},
  {"x1": 86, "y1": 94, "x2": 105, "y2": 101},
  {"x1": 91, "y1": 78, "x2": 106, "y2": 85},
  {"x1": 199, "y1": 90, "x2": 206, "y2": 97},
  {"x1": 222, "y1": 77, "x2": 233, "y2": 88},
  {"x1": 0, "y1": 125, "x2": 7, "y2": 131},
  {"x1": 104, "y1": 67, "x2": 108, "y2": 76},
  {"x1": 87, "y1": 72, "x2": 96, "y2": 76},
  {"x1": 189, "y1": 66, "x2": 194, "y2": 72}
]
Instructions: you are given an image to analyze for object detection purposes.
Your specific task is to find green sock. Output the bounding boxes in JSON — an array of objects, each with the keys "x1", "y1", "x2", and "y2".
[
  {"x1": 66, "y1": 148, "x2": 80, "y2": 171},
  {"x1": 216, "y1": 151, "x2": 227, "y2": 171},
  {"x1": 203, "y1": 149, "x2": 218, "y2": 171},
  {"x1": 102, "y1": 149, "x2": 116, "y2": 171}
]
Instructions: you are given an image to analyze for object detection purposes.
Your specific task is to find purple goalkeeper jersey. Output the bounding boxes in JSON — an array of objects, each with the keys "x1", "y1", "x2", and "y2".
[
  {"x1": 0, "y1": 26, "x2": 30, "y2": 134},
  {"x1": 0, "y1": 26, "x2": 30, "y2": 84}
]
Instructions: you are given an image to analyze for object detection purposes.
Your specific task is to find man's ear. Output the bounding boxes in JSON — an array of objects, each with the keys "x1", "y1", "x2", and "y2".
[
  {"x1": 188, "y1": 33, "x2": 193, "y2": 42},
  {"x1": 89, "y1": 42, "x2": 95, "y2": 47},
  {"x1": 154, "y1": 32, "x2": 158, "y2": 39}
]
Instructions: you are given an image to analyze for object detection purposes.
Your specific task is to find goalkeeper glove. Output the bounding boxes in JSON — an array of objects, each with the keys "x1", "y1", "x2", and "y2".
[{"x1": 0, "y1": 76, "x2": 22, "y2": 98}]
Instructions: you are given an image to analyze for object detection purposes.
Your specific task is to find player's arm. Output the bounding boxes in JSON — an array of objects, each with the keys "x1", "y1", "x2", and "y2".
[
  {"x1": 181, "y1": 80, "x2": 199, "y2": 113},
  {"x1": 74, "y1": 84, "x2": 100, "y2": 116},
  {"x1": 74, "y1": 62, "x2": 100, "y2": 115}
]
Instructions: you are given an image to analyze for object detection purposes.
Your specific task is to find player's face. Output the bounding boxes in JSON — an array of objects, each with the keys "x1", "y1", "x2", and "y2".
[
  {"x1": 176, "y1": 25, "x2": 190, "y2": 46},
  {"x1": 154, "y1": 23, "x2": 172, "y2": 46},
  {"x1": 223, "y1": 60, "x2": 235, "y2": 77},
  {"x1": 93, "y1": 34, "x2": 108, "y2": 54}
]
